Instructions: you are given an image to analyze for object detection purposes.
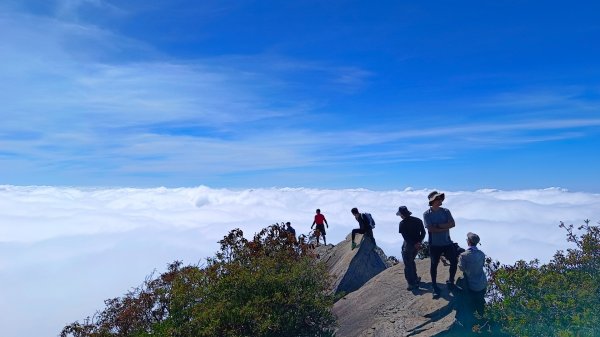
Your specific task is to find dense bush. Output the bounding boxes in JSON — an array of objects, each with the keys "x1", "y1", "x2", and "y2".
[
  {"x1": 485, "y1": 220, "x2": 600, "y2": 336},
  {"x1": 61, "y1": 225, "x2": 336, "y2": 337}
]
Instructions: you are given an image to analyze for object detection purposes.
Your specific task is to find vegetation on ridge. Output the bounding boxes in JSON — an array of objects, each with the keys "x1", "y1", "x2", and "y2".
[
  {"x1": 484, "y1": 220, "x2": 600, "y2": 336},
  {"x1": 61, "y1": 218, "x2": 600, "y2": 337},
  {"x1": 61, "y1": 225, "x2": 335, "y2": 337}
]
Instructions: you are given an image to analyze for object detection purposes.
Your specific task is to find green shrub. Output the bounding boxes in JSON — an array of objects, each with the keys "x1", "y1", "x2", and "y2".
[
  {"x1": 485, "y1": 220, "x2": 600, "y2": 337},
  {"x1": 61, "y1": 225, "x2": 336, "y2": 337}
]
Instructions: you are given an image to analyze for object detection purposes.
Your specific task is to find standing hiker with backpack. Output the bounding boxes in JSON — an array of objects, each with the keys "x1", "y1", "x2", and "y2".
[
  {"x1": 350, "y1": 207, "x2": 376, "y2": 250},
  {"x1": 423, "y1": 191, "x2": 458, "y2": 296},
  {"x1": 397, "y1": 206, "x2": 426, "y2": 290}
]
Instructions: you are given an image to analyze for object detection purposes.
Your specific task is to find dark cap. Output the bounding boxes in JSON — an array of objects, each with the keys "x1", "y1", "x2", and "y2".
[
  {"x1": 467, "y1": 232, "x2": 480, "y2": 245},
  {"x1": 396, "y1": 206, "x2": 412, "y2": 217},
  {"x1": 351, "y1": 207, "x2": 359, "y2": 215}
]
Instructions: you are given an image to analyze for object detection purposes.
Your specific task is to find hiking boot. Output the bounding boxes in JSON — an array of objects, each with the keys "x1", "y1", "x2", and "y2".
[
  {"x1": 407, "y1": 277, "x2": 422, "y2": 290},
  {"x1": 432, "y1": 285, "x2": 441, "y2": 296},
  {"x1": 351, "y1": 241, "x2": 357, "y2": 250},
  {"x1": 446, "y1": 280, "x2": 456, "y2": 290}
]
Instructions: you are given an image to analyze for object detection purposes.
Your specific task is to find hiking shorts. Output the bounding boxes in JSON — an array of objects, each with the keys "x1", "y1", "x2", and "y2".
[{"x1": 315, "y1": 224, "x2": 326, "y2": 236}]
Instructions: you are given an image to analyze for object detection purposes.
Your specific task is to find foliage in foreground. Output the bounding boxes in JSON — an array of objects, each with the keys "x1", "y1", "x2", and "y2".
[
  {"x1": 61, "y1": 225, "x2": 336, "y2": 337},
  {"x1": 485, "y1": 220, "x2": 600, "y2": 336}
]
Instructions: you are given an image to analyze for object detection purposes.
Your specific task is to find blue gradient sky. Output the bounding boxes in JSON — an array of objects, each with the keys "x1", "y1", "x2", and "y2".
[{"x1": 1, "y1": 0, "x2": 599, "y2": 191}]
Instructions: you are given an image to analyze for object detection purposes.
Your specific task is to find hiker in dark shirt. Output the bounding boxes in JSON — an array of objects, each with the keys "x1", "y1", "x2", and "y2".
[
  {"x1": 397, "y1": 206, "x2": 426, "y2": 290},
  {"x1": 350, "y1": 207, "x2": 375, "y2": 250},
  {"x1": 284, "y1": 221, "x2": 297, "y2": 241}
]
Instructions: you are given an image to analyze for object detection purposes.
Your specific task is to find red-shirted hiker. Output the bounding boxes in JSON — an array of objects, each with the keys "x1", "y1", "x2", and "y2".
[{"x1": 311, "y1": 209, "x2": 329, "y2": 245}]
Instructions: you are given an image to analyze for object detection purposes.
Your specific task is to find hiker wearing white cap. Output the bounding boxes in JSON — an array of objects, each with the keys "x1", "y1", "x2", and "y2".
[
  {"x1": 459, "y1": 232, "x2": 486, "y2": 316},
  {"x1": 423, "y1": 191, "x2": 458, "y2": 296},
  {"x1": 397, "y1": 206, "x2": 426, "y2": 290}
]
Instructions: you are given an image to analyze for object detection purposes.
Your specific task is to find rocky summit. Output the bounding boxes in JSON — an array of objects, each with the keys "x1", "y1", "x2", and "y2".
[
  {"x1": 316, "y1": 233, "x2": 388, "y2": 295},
  {"x1": 317, "y1": 234, "x2": 458, "y2": 337}
]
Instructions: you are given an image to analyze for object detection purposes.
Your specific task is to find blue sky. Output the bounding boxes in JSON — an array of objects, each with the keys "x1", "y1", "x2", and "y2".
[{"x1": 1, "y1": 0, "x2": 600, "y2": 191}]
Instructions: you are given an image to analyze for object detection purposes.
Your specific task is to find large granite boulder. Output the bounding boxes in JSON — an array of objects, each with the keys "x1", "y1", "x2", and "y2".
[
  {"x1": 317, "y1": 233, "x2": 388, "y2": 295},
  {"x1": 332, "y1": 258, "x2": 457, "y2": 337}
]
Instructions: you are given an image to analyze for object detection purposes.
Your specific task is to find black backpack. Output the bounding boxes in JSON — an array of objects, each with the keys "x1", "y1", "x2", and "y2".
[{"x1": 362, "y1": 213, "x2": 375, "y2": 229}]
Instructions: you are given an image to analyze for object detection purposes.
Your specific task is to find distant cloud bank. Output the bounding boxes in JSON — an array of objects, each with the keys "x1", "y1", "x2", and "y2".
[{"x1": 1, "y1": 185, "x2": 598, "y2": 337}]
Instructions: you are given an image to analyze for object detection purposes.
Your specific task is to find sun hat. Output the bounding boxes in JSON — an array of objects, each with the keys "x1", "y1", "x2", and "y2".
[
  {"x1": 428, "y1": 191, "x2": 445, "y2": 206},
  {"x1": 396, "y1": 206, "x2": 412, "y2": 217}
]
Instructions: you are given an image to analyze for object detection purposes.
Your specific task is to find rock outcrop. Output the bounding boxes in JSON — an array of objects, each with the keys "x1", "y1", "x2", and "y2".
[
  {"x1": 333, "y1": 259, "x2": 456, "y2": 337},
  {"x1": 321, "y1": 235, "x2": 458, "y2": 337},
  {"x1": 316, "y1": 233, "x2": 388, "y2": 295}
]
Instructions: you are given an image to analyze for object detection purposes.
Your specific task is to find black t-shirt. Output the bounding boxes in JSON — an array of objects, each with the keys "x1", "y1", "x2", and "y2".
[{"x1": 399, "y1": 216, "x2": 426, "y2": 244}]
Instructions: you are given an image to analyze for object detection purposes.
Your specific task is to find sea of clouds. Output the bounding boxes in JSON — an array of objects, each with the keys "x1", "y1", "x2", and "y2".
[{"x1": 1, "y1": 185, "x2": 598, "y2": 337}]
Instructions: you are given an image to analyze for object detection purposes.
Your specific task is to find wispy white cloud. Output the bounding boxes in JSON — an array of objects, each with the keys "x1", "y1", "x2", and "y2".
[
  {"x1": 1, "y1": 3, "x2": 599, "y2": 186},
  {"x1": 479, "y1": 88, "x2": 600, "y2": 111},
  {"x1": 343, "y1": 117, "x2": 600, "y2": 145},
  {"x1": 55, "y1": 0, "x2": 125, "y2": 20}
]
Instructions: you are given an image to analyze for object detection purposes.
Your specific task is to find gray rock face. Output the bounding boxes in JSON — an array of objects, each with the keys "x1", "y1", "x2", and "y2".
[
  {"x1": 317, "y1": 233, "x2": 388, "y2": 295},
  {"x1": 321, "y1": 236, "x2": 458, "y2": 337},
  {"x1": 333, "y1": 259, "x2": 457, "y2": 337}
]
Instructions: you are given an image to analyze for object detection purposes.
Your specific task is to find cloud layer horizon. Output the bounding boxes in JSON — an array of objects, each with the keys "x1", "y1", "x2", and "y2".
[{"x1": 1, "y1": 185, "x2": 598, "y2": 337}]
